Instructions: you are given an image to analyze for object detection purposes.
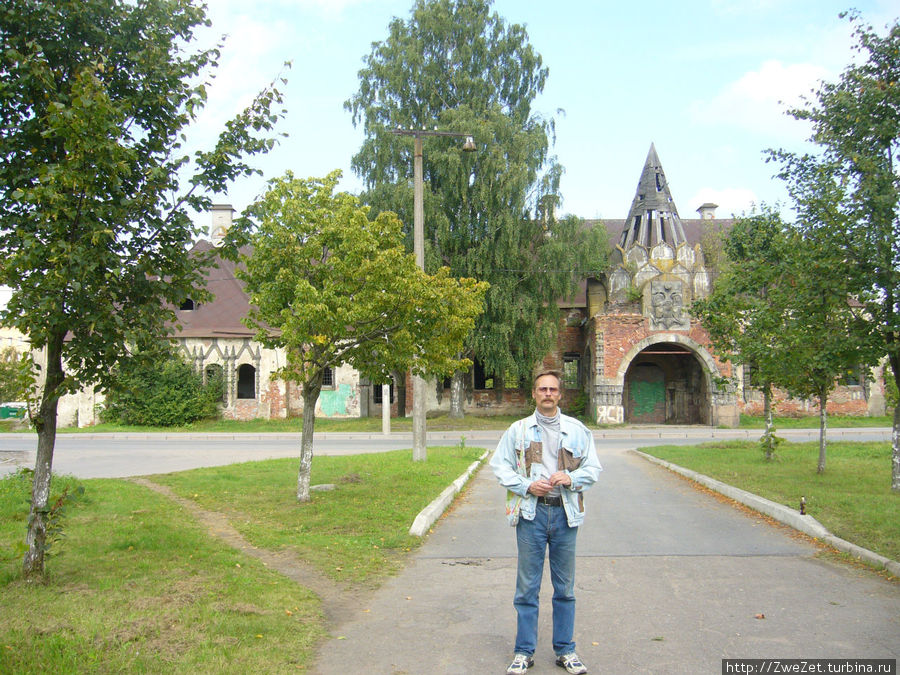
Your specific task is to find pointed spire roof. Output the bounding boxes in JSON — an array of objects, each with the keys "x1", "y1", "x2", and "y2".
[{"x1": 617, "y1": 143, "x2": 688, "y2": 250}]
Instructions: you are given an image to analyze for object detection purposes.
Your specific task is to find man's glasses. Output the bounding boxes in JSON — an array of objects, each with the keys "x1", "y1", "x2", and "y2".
[{"x1": 536, "y1": 387, "x2": 559, "y2": 394}]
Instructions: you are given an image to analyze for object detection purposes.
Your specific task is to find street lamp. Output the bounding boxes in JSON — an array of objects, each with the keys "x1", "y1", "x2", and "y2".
[{"x1": 390, "y1": 127, "x2": 476, "y2": 461}]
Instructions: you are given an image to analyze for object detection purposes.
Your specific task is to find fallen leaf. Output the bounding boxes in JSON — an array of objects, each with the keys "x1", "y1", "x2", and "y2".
[{"x1": 285, "y1": 610, "x2": 293, "y2": 616}]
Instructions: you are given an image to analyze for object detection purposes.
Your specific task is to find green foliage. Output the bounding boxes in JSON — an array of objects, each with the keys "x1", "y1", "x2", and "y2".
[
  {"x1": 101, "y1": 346, "x2": 221, "y2": 427},
  {"x1": 0, "y1": 0, "x2": 286, "y2": 395},
  {"x1": 885, "y1": 364, "x2": 898, "y2": 410},
  {"x1": 237, "y1": 171, "x2": 488, "y2": 389},
  {"x1": 236, "y1": 170, "x2": 487, "y2": 498},
  {"x1": 0, "y1": 0, "x2": 286, "y2": 574},
  {"x1": 625, "y1": 282, "x2": 643, "y2": 303},
  {"x1": 345, "y1": 0, "x2": 608, "y2": 384},
  {"x1": 566, "y1": 390, "x2": 588, "y2": 418},
  {"x1": 691, "y1": 206, "x2": 794, "y2": 392},
  {"x1": 0, "y1": 346, "x2": 26, "y2": 403},
  {"x1": 766, "y1": 13, "x2": 900, "y2": 486},
  {"x1": 759, "y1": 426, "x2": 785, "y2": 461}
]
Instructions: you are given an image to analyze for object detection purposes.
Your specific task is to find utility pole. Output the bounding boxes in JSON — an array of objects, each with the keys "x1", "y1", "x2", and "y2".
[{"x1": 389, "y1": 128, "x2": 475, "y2": 461}]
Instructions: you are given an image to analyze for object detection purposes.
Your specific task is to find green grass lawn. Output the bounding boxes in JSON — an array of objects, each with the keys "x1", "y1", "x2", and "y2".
[
  {"x1": 737, "y1": 414, "x2": 894, "y2": 429},
  {"x1": 0, "y1": 445, "x2": 485, "y2": 673},
  {"x1": 639, "y1": 440, "x2": 899, "y2": 565}
]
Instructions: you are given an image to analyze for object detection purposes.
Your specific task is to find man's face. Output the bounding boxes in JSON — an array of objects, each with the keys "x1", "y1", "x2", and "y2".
[{"x1": 533, "y1": 374, "x2": 561, "y2": 416}]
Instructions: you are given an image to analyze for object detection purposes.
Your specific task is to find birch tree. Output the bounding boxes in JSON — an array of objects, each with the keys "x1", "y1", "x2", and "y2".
[{"x1": 769, "y1": 13, "x2": 900, "y2": 488}]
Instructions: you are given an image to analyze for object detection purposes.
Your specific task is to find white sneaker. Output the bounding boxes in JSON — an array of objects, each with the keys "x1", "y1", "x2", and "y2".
[
  {"x1": 556, "y1": 652, "x2": 588, "y2": 674},
  {"x1": 507, "y1": 653, "x2": 534, "y2": 674}
]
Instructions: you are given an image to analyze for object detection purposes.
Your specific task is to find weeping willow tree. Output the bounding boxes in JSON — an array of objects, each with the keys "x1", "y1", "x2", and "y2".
[{"x1": 345, "y1": 0, "x2": 607, "y2": 413}]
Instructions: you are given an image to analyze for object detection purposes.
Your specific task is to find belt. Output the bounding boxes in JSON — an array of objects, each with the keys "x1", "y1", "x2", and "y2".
[{"x1": 537, "y1": 496, "x2": 563, "y2": 507}]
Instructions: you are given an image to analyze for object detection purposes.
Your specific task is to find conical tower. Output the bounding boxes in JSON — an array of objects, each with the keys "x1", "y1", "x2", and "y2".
[
  {"x1": 606, "y1": 144, "x2": 707, "y2": 309},
  {"x1": 617, "y1": 143, "x2": 687, "y2": 250}
]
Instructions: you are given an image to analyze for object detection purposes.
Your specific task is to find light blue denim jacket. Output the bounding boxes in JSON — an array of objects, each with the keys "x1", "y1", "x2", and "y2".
[{"x1": 490, "y1": 411, "x2": 602, "y2": 528}]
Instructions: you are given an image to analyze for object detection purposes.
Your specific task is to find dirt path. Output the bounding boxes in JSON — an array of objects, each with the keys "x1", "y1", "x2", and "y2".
[{"x1": 129, "y1": 477, "x2": 367, "y2": 628}]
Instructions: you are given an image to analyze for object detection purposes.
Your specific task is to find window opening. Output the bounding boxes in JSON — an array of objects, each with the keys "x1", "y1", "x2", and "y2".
[
  {"x1": 473, "y1": 358, "x2": 492, "y2": 389},
  {"x1": 562, "y1": 355, "x2": 580, "y2": 390},
  {"x1": 237, "y1": 364, "x2": 256, "y2": 399},
  {"x1": 374, "y1": 382, "x2": 395, "y2": 404}
]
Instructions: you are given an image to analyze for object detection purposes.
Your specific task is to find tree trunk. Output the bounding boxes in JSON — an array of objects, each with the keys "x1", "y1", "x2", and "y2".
[
  {"x1": 817, "y1": 390, "x2": 828, "y2": 475},
  {"x1": 892, "y1": 401, "x2": 900, "y2": 492},
  {"x1": 762, "y1": 384, "x2": 775, "y2": 461},
  {"x1": 297, "y1": 374, "x2": 323, "y2": 503},
  {"x1": 23, "y1": 334, "x2": 65, "y2": 579},
  {"x1": 394, "y1": 370, "x2": 406, "y2": 419},
  {"x1": 494, "y1": 371, "x2": 505, "y2": 403},
  {"x1": 449, "y1": 369, "x2": 464, "y2": 419}
]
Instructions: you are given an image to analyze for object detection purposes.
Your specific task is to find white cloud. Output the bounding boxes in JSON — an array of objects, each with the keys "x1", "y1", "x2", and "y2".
[{"x1": 689, "y1": 60, "x2": 829, "y2": 142}]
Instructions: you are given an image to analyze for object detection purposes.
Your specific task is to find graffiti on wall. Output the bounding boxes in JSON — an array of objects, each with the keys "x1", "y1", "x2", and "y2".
[{"x1": 318, "y1": 384, "x2": 357, "y2": 417}]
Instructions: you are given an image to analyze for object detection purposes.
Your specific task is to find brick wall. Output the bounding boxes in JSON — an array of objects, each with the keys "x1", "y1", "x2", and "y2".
[{"x1": 740, "y1": 386, "x2": 869, "y2": 417}]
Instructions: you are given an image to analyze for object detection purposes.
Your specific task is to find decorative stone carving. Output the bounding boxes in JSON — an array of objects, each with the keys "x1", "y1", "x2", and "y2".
[{"x1": 649, "y1": 279, "x2": 689, "y2": 330}]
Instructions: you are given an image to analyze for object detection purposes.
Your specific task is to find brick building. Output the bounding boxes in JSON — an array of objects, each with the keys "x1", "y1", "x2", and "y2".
[
  {"x1": 422, "y1": 144, "x2": 881, "y2": 425},
  {"x1": 47, "y1": 146, "x2": 883, "y2": 427}
]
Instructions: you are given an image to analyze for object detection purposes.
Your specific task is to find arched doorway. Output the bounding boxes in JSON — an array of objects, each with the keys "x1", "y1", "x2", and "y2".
[{"x1": 623, "y1": 343, "x2": 709, "y2": 424}]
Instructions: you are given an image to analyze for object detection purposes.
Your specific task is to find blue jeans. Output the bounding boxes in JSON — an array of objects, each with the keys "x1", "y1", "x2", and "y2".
[{"x1": 513, "y1": 502, "x2": 578, "y2": 656}]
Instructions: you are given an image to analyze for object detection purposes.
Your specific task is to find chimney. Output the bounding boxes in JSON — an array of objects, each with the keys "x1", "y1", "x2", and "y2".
[
  {"x1": 697, "y1": 203, "x2": 718, "y2": 220},
  {"x1": 210, "y1": 204, "x2": 234, "y2": 246}
]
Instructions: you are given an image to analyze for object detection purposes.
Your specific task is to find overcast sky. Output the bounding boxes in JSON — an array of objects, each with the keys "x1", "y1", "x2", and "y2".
[{"x1": 187, "y1": 0, "x2": 896, "y2": 224}]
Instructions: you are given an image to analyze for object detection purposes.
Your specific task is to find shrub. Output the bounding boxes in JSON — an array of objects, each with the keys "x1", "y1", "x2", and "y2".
[
  {"x1": 101, "y1": 347, "x2": 221, "y2": 427},
  {"x1": 0, "y1": 346, "x2": 25, "y2": 403}
]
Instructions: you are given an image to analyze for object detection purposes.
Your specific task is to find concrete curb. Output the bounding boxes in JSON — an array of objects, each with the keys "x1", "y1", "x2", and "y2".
[
  {"x1": 409, "y1": 450, "x2": 490, "y2": 537},
  {"x1": 633, "y1": 450, "x2": 900, "y2": 578}
]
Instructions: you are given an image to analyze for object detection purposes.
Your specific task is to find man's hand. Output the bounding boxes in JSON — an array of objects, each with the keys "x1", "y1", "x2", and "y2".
[
  {"x1": 527, "y1": 478, "x2": 553, "y2": 496},
  {"x1": 549, "y1": 471, "x2": 572, "y2": 487}
]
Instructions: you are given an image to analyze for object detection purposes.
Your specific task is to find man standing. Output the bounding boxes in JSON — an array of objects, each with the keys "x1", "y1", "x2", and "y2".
[{"x1": 490, "y1": 369, "x2": 602, "y2": 674}]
